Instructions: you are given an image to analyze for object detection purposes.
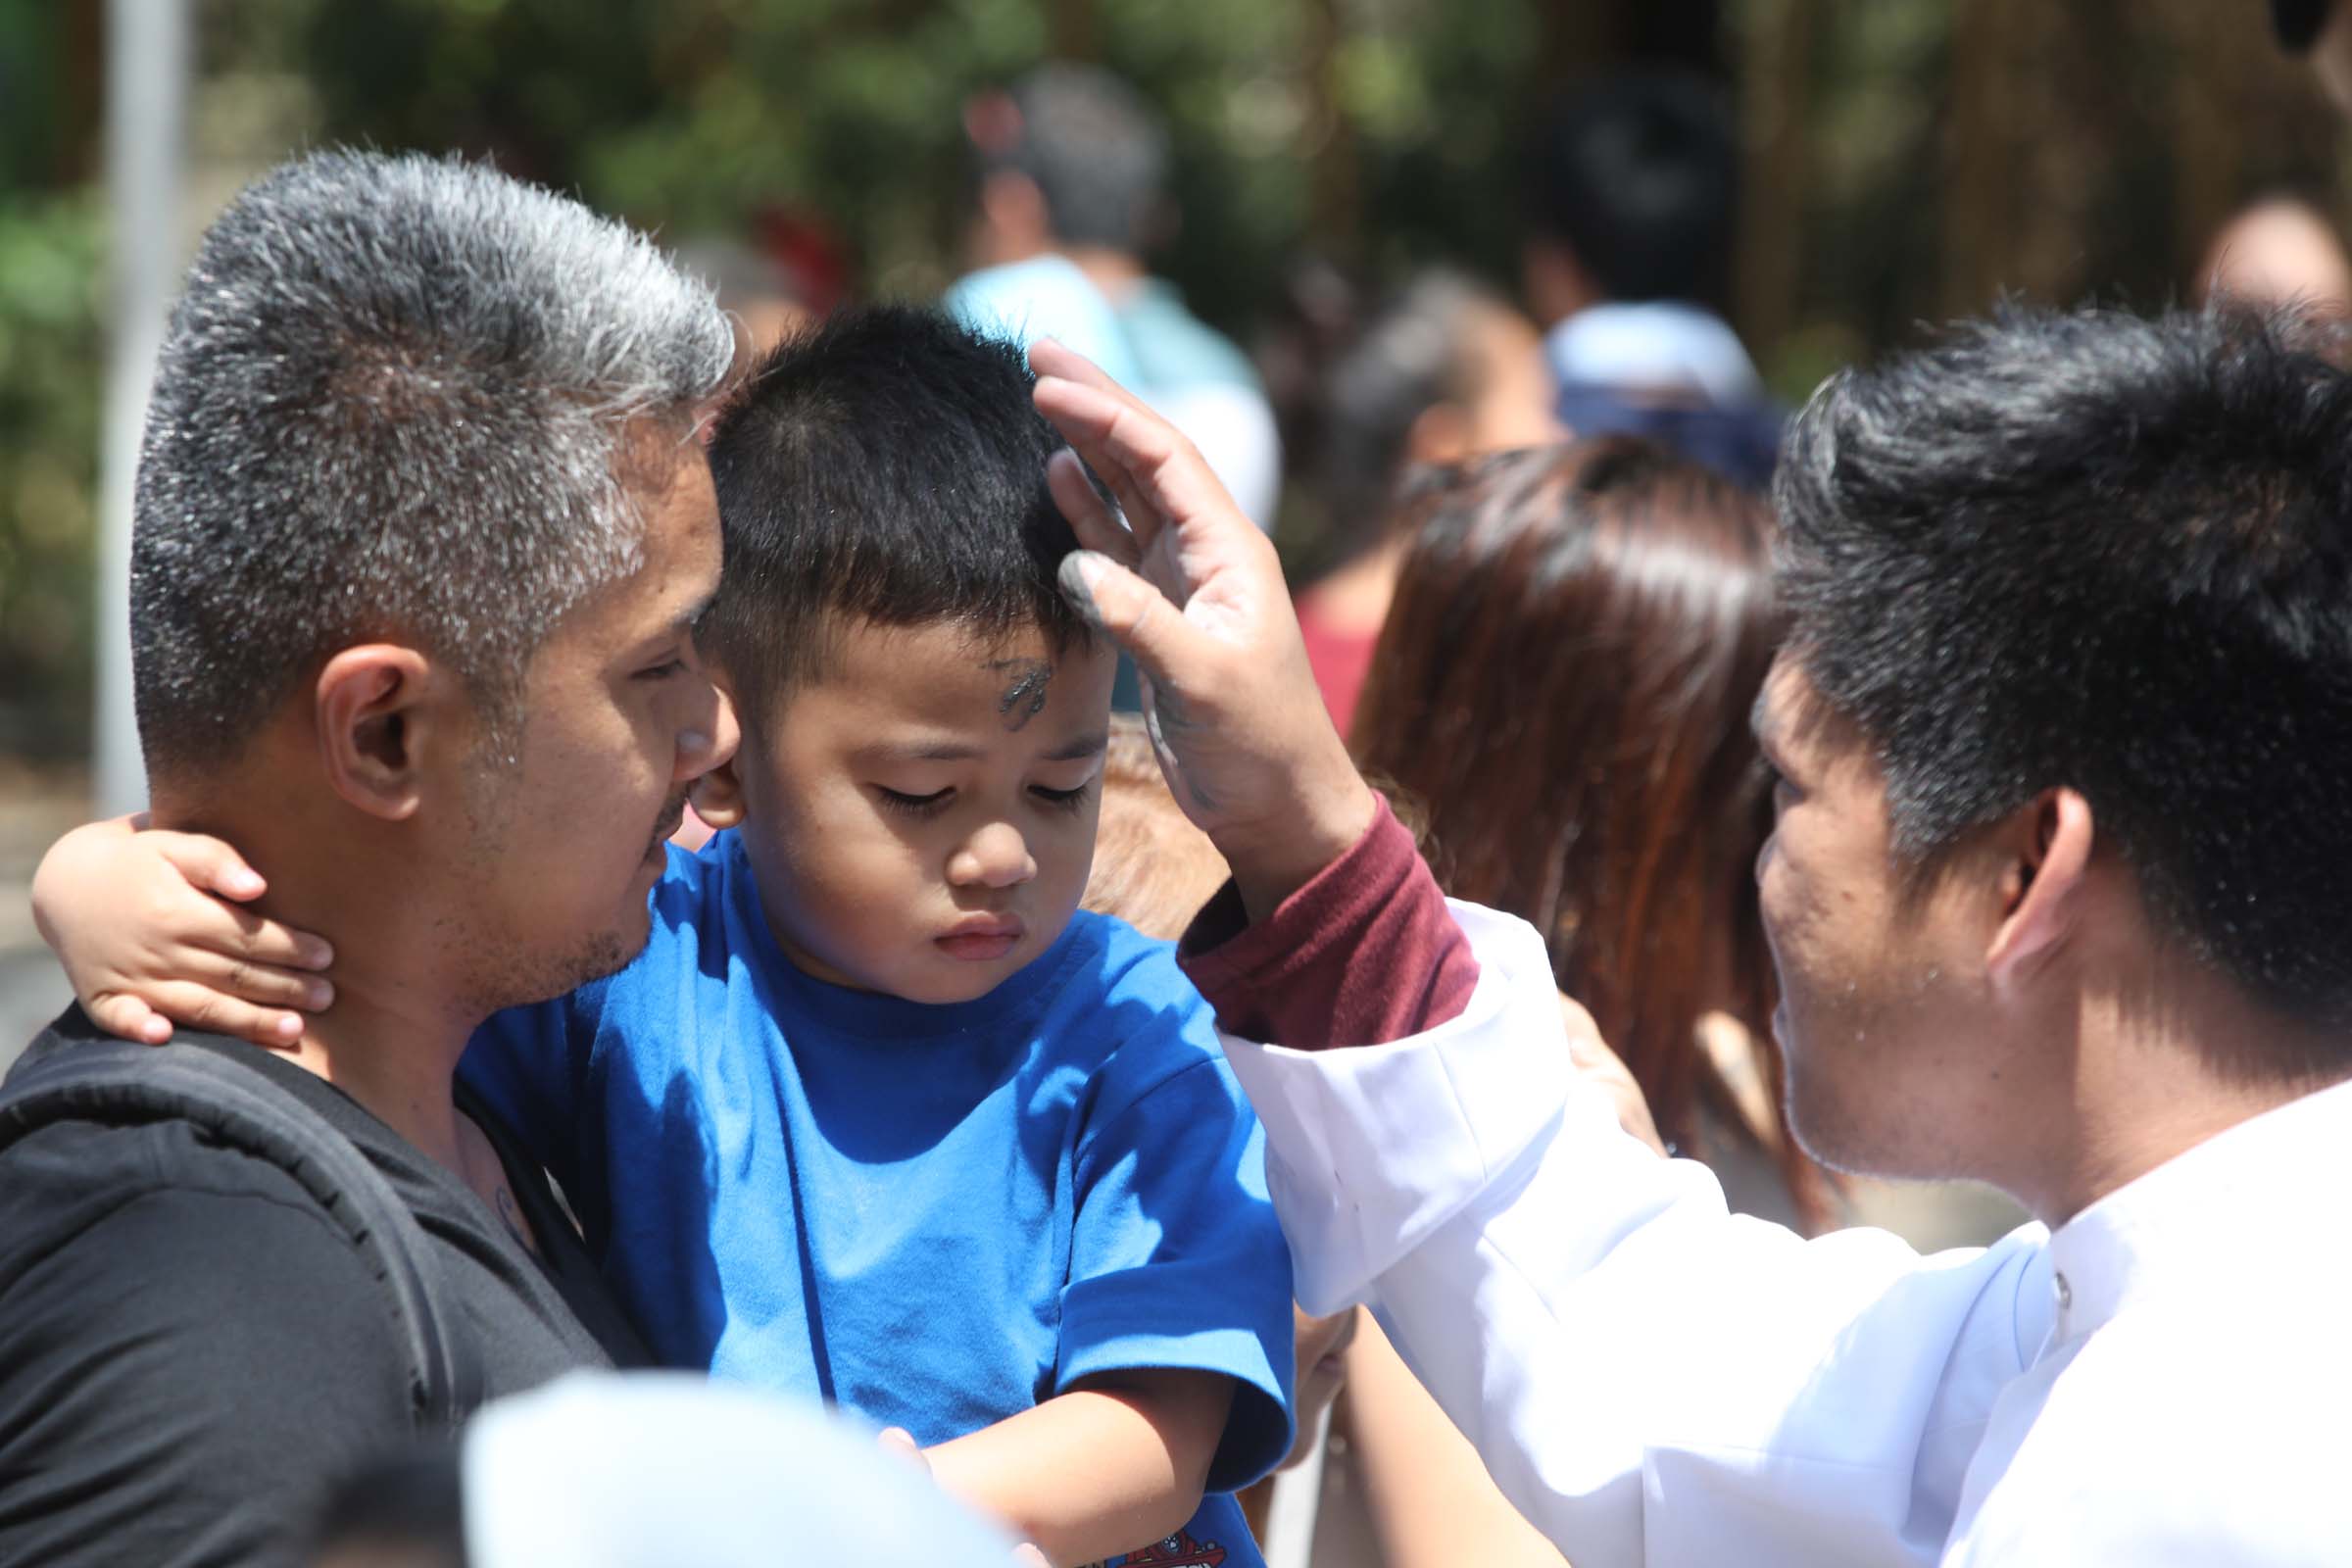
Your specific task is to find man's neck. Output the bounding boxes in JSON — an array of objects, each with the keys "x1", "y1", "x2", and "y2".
[
  {"x1": 151, "y1": 794, "x2": 478, "y2": 1175},
  {"x1": 278, "y1": 980, "x2": 478, "y2": 1175},
  {"x1": 2023, "y1": 977, "x2": 2347, "y2": 1225}
]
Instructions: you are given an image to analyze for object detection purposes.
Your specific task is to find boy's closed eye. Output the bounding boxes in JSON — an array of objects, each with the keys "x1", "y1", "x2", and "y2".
[
  {"x1": 1029, "y1": 780, "x2": 1094, "y2": 812},
  {"x1": 875, "y1": 784, "x2": 956, "y2": 818},
  {"x1": 870, "y1": 778, "x2": 1100, "y2": 817}
]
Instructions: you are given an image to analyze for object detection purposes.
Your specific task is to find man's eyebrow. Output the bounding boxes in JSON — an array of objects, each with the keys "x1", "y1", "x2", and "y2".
[{"x1": 676, "y1": 589, "x2": 717, "y2": 636}]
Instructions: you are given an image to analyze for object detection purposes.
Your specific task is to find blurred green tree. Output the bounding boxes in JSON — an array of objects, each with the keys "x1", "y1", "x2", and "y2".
[{"x1": 0, "y1": 0, "x2": 102, "y2": 757}]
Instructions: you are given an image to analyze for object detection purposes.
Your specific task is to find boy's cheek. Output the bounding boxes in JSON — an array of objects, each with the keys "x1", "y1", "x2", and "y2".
[{"x1": 1043, "y1": 813, "x2": 1101, "y2": 887}]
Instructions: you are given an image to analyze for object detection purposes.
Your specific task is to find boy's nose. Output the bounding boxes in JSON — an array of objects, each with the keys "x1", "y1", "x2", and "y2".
[{"x1": 948, "y1": 822, "x2": 1037, "y2": 890}]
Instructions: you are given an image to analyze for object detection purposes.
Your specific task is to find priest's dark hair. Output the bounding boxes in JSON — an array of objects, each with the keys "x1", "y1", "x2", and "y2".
[{"x1": 1777, "y1": 303, "x2": 2352, "y2": 1063}]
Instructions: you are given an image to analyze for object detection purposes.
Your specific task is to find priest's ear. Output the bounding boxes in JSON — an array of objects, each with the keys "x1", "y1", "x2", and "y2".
[{"x1": 1985, "y1": 787, "x2": 2095, "y2": 994}]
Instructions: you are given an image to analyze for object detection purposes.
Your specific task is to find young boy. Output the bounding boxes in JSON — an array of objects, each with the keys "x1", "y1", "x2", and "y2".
[{"x1": 33, "y1": 306, "x2": 1293, "y2": 1568}]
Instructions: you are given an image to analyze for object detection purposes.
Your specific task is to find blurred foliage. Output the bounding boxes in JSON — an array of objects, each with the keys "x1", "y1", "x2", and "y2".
[
  {"x1": 3, "y1": 0, "x2": 2350, "y2": 755},
  {"x1": 196, "y1": 0, "x2": 1571, "y2": 326},
  {"x1": 0, "y1": 188, "x2": 103, "y2": 759},
  {"x1": 0, "y1": 2, "x2": 98, "y2": 756}
]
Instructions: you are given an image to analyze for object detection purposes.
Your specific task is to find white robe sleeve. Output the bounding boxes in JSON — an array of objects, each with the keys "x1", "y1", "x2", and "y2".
[{"x1": 1219, "y1": 901, "x2": 2055, "y2": 1568}]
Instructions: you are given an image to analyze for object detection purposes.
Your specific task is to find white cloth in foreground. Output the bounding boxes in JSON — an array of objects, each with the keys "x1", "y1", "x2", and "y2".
[
  {"x1": 1221, "y1": 901, "x2": 2352, "y2": 1566},
  {"x1": 464, "y1": 1373, "x2": 1017, "y2": 1567}
]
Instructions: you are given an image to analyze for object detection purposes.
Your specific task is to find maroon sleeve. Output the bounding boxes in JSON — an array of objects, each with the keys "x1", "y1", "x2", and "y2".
[{"x1": 1177, "y1": 795, "x2": 1481, "y2": 1049}]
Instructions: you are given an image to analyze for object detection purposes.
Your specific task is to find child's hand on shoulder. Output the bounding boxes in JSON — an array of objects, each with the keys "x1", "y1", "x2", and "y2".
[{"x1": 31, "y1": 814, "x2": 334, "y2": 1049}]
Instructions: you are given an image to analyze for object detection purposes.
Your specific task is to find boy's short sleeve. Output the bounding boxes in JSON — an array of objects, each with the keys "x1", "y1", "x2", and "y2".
[{"x1": 1059, "y1": 1045, "x2": 1297, "y2": 1495}]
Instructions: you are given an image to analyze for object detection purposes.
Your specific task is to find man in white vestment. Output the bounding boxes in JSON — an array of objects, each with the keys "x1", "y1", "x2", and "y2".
[{"x1": 1034, "y1": 303, "x2": 2352, "y2": 1565}]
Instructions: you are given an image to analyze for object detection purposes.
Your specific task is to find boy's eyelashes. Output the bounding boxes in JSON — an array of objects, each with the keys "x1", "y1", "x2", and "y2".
[
  {"x1": 868, "y1": 779, "x2": 1099, "y2": 818},
  {"x1": 1030, "y1": 781, "x2": 1094, "y2": 813},
  {"x1": 634, "y1": 650, "x2": 691, "y2": 681},
  {"x1": 874, "y1": 784, "x2": 955, "y2": 818}
]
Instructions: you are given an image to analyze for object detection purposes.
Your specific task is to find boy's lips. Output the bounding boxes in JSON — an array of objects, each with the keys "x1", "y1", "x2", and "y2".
[{"x1": 936, "y1": 914, "x2": 1024, "y2": 961}]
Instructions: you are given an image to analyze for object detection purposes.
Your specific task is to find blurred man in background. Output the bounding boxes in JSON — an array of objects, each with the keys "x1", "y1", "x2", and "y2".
[
  {"x1": 2275, "y1": 0, "x2": 2352, "y2": 110},
  {"x1": 949, "y1": 63, "x2": 1282, "y2": 531},
  {"x1": 1294, "y1": 270, "x2": 1561, "y2": 735},
  {"x1": 1521, "y1": 73, "x2": 1783, "y2": 489}
]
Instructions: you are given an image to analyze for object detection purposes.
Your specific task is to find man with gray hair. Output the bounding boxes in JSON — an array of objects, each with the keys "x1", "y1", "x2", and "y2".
[{"x1": 0, "y1": 149, "x2": 736, "y2": 1566}]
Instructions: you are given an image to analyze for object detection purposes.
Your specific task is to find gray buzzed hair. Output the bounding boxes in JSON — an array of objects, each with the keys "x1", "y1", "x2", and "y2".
[{"x1": 130, "y1": 148, "x2": 734, "y2": 778}]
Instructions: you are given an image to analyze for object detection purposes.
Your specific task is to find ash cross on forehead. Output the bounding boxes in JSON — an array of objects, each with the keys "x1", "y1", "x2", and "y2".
[{"x1": 987, "y1": 658, "x2": 1054, "y2": 730}]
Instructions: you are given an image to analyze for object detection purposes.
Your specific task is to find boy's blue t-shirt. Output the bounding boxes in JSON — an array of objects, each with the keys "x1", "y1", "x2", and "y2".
[{"x1": 462, "y1": 833, "x2": 1294, "y2": 1568}]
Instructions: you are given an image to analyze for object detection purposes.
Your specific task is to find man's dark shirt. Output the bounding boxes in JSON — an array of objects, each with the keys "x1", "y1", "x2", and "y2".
[{"x1": 0, "y1": 1008, "x2": 651, "y2": 1567}]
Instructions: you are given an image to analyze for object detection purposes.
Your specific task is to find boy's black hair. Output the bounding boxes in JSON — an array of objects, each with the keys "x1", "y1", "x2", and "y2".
[
  {"x1": 1523, "y1": 73, "x2": 1738, "y2": 311},
  {"x1": 1776, "y1": 303, "x2": 2352, "y2": 1068},
  {"x1": 699, "y1": 303, "x2": 1090, "y2": 718}
]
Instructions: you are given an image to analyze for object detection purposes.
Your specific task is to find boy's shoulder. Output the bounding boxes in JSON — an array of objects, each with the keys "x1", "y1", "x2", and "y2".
[
  {"x1": 1032, "y1": 911, "x2": 1237, "y2": 1115},
  {"x1": 1046, "y1": 909, "x2": 1211, "y2": 1022},
  {"x1": 650, "y1": 830, "x2": 736, "y2": 914},
  {"x1": 636, "y1": 831, "x2": 767, "y2": 971}
]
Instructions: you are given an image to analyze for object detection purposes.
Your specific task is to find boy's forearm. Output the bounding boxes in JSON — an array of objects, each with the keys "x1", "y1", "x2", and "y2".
[{"x1": 922, "y1": 1369, "x2": 1233, "y2": 1567}]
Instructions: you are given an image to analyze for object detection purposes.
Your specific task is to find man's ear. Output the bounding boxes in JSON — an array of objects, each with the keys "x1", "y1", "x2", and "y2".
[
  {"x1": 314, "y1": 646, "x2": 448, "y2": 822},
  {"x1": 1985, "y1": 787, "x2": 2095, "y2": 993}
]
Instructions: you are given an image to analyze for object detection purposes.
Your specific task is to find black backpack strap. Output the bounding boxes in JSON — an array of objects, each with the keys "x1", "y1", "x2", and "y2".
[{"x1": 0, "y1": 1042, "x2": 469, "y2": 1433}]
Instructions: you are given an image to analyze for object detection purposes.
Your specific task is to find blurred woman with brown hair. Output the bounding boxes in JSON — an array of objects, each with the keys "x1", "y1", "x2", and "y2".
[
  {"x1": 1278, "y1": 438, "x2": 1819, "y2": 1568},
  {"x1": 1082, "y1": 711, "x2": 1668, "y2": 1568},
  {"x1": 1351, "y1": 436, "x2": 1818, "y2": 1223}
]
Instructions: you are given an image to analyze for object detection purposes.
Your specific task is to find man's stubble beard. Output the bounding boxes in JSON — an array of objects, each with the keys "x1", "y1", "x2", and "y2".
[
  {"x1": 448, "y1": 756, "x2": 662, "y2": 1019},
  {"x1": 1779, "y1": 974, "x2": 1986, "y2": 1186}
]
